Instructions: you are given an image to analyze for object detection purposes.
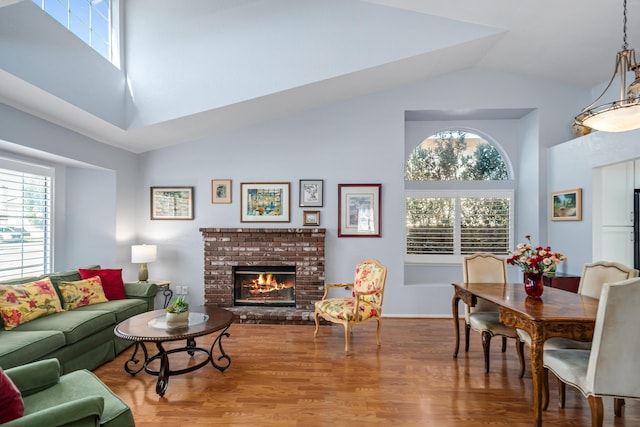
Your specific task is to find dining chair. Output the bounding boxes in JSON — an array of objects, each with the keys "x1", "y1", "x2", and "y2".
[
  {"x1": 516, "y1": 261, "x2": 639, "y2": 380},
  {"x1": 313, "y1": 258, "x2": 387, "y2": 354},
  {"x1": 462, "y1": 253, "x2": 518, "y2": 374},
  {"x1": 542, "y1": 277, "x2": 640, "y2": 427}
]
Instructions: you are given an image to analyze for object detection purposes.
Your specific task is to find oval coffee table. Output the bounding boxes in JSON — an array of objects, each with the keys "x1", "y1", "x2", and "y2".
[{"x1": 114, "y1": 306, "x2": 233, "y2": 396}]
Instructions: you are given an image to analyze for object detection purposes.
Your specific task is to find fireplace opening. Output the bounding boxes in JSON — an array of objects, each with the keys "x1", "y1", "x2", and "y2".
[{"x1": 233, "y1": 266, "x2": 296, "y2": 307}]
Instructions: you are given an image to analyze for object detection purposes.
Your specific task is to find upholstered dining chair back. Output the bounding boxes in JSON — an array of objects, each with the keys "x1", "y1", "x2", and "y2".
[
  {"x1": 543, "y1": 278, "x2": 640, "y2": 426},
  {"x1": 461, "y1": 253, "x2": 516, "y2": 373},
  {"x1": 463, "y1": 253, "x2": 507, "y2": 314},
  {"x1": 578, "y1": 261, "x2": 638, "y2": 299}
]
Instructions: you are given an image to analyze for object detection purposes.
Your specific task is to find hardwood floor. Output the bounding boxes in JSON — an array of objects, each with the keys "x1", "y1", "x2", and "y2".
[{"x1": 94, "y1": 318, "x2": 639, "y2": 426}]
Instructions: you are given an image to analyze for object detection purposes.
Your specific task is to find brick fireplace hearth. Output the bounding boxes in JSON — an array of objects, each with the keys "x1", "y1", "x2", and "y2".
[{"x1": 200, "y1": 228, "x2": 325, "y2": 324}]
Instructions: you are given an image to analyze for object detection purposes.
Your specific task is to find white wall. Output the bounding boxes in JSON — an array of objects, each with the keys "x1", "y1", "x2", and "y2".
[
  {"x1": 548, "y1": 129, "x2": 640, "y2": 274},
  {"x1": 134, "y1": 68, "x2": 589, "y2": 316}
]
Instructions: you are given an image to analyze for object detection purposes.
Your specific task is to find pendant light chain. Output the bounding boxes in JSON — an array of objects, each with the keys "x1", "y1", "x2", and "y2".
[{"x1": 623, "y1": 0, "x2": 628, "y2": 51}]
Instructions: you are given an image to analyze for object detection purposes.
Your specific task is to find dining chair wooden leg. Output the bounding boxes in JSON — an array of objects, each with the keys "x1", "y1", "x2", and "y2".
[
  {"x1": 542, "y1": 367, "x2": 550, "y2": 411},
  {"x1": 481, "y1": 331, "x2": 492, "y2": 373},
  {"x1": 501, "y1": 336, "x2": 507, "y2": 352},
  {"x1": 587, "y1": 395, "x2": 604, "y2": 427},
  {"x1": 614, "y1": 398, "x2": 625, "y2": 417},
  {"x1": 558, "y1": 377, "x2": 566, "y2": 408},
  {"x1": 464, "y1": 323, "x2": 471, "y2": 352},
  {"x1": 515, "y1": 337, "x2": 526, "y2": 378}
]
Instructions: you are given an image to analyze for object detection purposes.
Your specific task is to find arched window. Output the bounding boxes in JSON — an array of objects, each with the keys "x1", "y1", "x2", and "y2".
[{"x1": 405, "y1": 131, "x2": 513, "y2": 263}]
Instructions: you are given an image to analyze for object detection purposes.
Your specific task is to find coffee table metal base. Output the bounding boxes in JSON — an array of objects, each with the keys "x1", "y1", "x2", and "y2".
[{"x1": 124, "y1": 325, "x2": 231, "y2": 396}]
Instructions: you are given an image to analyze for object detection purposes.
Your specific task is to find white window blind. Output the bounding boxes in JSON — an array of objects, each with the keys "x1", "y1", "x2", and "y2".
[
  {"x1": 406, "y1": 189, "x2": 513, "y2": 264},
  {"x1": 0, "y1": 160, "x2": 53, "y2": 280}
]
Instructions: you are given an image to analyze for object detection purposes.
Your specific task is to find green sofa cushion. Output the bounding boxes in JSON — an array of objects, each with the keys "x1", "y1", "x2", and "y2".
[
  {"x1": 0, "y1": 330, "x2": 65, "y2": 370},
  {"x1": 22, "y1": 369, "x2": 134, "y2": 427},
  {"x1": 74, "y1": 299, "x2": 147, "y2": 323},
  {"x1": 12, "y1": 310, "x2": 115, "y2": 345}
]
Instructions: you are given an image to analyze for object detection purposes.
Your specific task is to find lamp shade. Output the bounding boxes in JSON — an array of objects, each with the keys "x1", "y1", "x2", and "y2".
[{"x1": 131, "y1": 244, "x2": 157, "y2": 263}]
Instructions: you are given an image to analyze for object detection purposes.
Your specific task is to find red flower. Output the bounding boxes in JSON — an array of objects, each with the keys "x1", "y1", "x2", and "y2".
[{"x1": 5, "y1": 292, "x2": 18, "y2": 304}]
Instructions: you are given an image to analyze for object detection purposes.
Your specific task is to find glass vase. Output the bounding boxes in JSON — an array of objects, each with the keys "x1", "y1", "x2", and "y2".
[{"x1": 523, "y1": 272, "x2": 544, "y2": 298}]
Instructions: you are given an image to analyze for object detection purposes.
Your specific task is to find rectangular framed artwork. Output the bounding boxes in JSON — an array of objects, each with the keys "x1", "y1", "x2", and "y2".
[
  {"x1": 299, "y1": 179, "x2": 324, "y2": 207},
  {"x1": 303, "y1": 210, "x2": 320, "y2": 226},
  {"x1": 338, "y1": 183, "x2": 381, "y2": 237},
  {"x1": 551, "y1": 188, "x2": 582, "y2": 221},
  {"x1": 240, "y1": 182, "x2": 290, "y2": 223},
  {"x1": 150, "y1": 186, "x2": 194, "y2": 220},
  {"x1": 211, "y1": 179, "x2": 232, "y2": 204}
]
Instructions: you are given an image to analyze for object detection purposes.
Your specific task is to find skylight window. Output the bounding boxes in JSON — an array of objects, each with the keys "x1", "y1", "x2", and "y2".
[{"x1": 32, "y1": 0, "x2": 111, "y2": 60}]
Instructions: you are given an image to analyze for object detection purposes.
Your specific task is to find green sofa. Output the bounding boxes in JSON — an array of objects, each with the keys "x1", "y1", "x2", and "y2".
[
  {"x1": 0, "y1": 266, "x2": 157, "y2": 374},
  {"x1": 4, "y1": 358, "x2": 134, "y2": 427}
]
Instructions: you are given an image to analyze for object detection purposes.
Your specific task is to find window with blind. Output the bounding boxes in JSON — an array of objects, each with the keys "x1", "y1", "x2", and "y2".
[
  {"x1": 405, "y1": 131, "x2": 513, "y2": 263},
  {"x1": 0, "y1": 160, "x2": 53, "y2": 280}
]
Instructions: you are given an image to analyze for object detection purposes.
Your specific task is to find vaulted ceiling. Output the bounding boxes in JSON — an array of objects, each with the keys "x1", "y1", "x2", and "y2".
[{"x1": 0, "y1": 0, "x2": 634, "y2": 153}]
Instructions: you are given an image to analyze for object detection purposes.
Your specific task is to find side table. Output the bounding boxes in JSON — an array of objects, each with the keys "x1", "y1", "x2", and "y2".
[{"x1": 136, "y1": 280, "x2": 173, "y2": 308}]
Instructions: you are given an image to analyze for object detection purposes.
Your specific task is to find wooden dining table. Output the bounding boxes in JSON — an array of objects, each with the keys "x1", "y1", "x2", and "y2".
[{"x1": 451, "y1": 282, "x2": 599, "y2": 427}]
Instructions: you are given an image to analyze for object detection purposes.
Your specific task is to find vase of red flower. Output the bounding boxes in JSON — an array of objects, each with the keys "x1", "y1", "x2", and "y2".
[
  {"x1": 506, "y1": 235, "x2": 567, "y2": 299},
  {"x1": 523, "y1": 271, "x2": 544, "y2": 297}
]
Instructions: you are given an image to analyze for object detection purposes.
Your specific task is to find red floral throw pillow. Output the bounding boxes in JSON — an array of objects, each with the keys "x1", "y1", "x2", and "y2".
[
  {"x1": 0, "y1": 367, "x2": 24, "y2": 424},
  {"x1": 78, "y1": 268, "x2": 126, "y2": 300}
]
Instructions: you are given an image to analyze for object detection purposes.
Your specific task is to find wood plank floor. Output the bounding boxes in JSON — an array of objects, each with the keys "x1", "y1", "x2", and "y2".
[{"x1": 94, "y1": 319, "x2": 639, "y2": 426}]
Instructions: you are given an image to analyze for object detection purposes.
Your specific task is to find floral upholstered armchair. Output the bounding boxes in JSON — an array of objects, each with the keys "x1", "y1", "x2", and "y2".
[{"x1": 313, "y1": 259, "x2": 387, "y2": 354}]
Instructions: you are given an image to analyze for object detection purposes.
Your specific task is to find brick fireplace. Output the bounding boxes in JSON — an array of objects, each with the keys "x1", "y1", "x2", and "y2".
[{"x1": 200, "y1": 228, "x2": 325, "y2": 324}]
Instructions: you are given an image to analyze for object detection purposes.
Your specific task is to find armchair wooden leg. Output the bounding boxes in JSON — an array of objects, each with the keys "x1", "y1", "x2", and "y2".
[
  {"x1": 343, "y1": 324, "x2": 351, "y2": 354},
  {"x1": 375, "y1": 318, "x2": 382, "y2": 346},
  {"x1": 587, "y1": 395, "x2": 604, "y2": 427},
  {"x1": 614, "y1": 398, "x2": 625, "y2": 417},
  {"x1": 501, "y1": 336, "x2": 507, "y2": 352},
  {"x1": 313, "y1": 311, "x2": 320, "y2": 337},
  {"x1": 515, "y1": 337, "x2": 526, "y2": 378},
  {"x1": 465, "y1": 323, "x2": 471, "y2": 352},
  {"x1": 481, "y1": 331, "x2": 492, "y2": 374}
]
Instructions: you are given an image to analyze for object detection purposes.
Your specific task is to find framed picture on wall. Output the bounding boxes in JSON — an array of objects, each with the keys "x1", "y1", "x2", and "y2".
[
  {"x1": 240, "y1": 182, "x2": 290, "y2": 223},
  {"x1": 299, "y1": 179, "x2": 323, "y2": 207},
  {"x1": 338, "y1": 183, "x2": 381, "y2": 237},
  {"x1": 211, "y1": 179, "x2": 232, "y2": 204},
  {"x1": 551, "y1": 188, "x2": 582, "y2": 221},
  {"x1": 303, "y1": 210, "x2": 320, "y2": 226},
  {"x1": 150, "y1": 186, "x2": 194, "y2": 220}
]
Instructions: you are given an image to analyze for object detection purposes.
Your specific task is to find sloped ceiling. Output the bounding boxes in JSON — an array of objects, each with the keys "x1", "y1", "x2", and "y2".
[{"x1": 0, "y1": 0, "x2": 633, "y2": 153}]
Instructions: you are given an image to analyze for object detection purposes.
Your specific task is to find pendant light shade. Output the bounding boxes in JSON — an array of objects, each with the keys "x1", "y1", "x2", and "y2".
[{"x1": 575, "y1": 0, "x2": 640, "y2": 133}]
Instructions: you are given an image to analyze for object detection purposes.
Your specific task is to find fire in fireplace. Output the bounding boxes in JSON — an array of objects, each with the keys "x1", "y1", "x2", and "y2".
[{"x1": 233, "y1": 266, "x2": 295, "y2": 307}]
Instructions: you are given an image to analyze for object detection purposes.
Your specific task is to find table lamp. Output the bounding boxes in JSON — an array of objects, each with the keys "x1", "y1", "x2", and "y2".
[{"x1": 131, "y1": 244, "x2": 157, "y2": 282}]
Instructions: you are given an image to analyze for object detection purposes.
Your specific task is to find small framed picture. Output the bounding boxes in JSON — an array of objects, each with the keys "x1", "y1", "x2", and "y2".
[
  {"x1": 299, "y1": 179, "x2": 323, "y2": 207},
  {"x1": 150, "y1": 187, "x2": 194, "y2": 220},
  {"x1": 240, "y1": 182, "x2": 290, "y2": 223},
  {"x1": 211, "y1": 179, "x2": 232, "y2": 204},
  {"x1": 338, "y1": 184, "x2": 381, "y2": 237},
  {"x1": 303, "y1": 210, "x2": 320, "y2": 226},
  {"x1": 551, "y1": 188, "x2": 582, "y2": 221}
]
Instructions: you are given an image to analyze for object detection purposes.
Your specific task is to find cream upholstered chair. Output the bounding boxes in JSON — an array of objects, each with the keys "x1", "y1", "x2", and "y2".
[
  {"x1": 542, "y1": 277, "x2": 640, "y2": 427},
  {"x1": 462, "y1": 253, "x2": 518, "y2": 373},
  {"x1": 516, "y1": 261, "x2": 639, "y2": 379},
  {"x1": 314, "y1": 259, "x2": 387, "y2": 354}
]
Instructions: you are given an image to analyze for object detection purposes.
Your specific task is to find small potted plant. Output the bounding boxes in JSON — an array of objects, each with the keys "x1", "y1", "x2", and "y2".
[{"x1": 165, "y1": 296, "x2": 189, "y2": 328}]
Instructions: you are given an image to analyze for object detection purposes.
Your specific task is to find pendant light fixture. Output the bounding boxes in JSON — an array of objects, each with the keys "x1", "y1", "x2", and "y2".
[{"x1": 575, "y1": 0, "x2": 640, "y2": 132}]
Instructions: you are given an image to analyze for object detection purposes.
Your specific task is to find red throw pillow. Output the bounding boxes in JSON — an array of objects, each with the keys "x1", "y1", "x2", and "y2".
[
  {"x1": 0, "y1": 367, "x2": 24, "y2": 424},
  {"x1": 78, "y1": 268, "x2": 126, "y2": 300}
]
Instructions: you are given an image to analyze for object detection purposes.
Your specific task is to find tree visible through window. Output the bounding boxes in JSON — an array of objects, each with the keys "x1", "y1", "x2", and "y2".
[{"x1": 405, "y1": 131, "x2": 512, "y2": 260}]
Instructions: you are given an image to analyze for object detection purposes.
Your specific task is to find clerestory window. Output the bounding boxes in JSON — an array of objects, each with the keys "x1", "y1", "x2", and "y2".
[
  {"x1": 405, "y1": 131, "x2": 513, "y2": 263},
  {"x1": 32, "y1": 0, "x2": 111, "y2": 60}
]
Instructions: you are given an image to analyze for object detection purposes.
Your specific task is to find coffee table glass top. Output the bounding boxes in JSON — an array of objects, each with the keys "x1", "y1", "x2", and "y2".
[{"x1": 148, "y1": 312, "x2": 209, "y2": 330}]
